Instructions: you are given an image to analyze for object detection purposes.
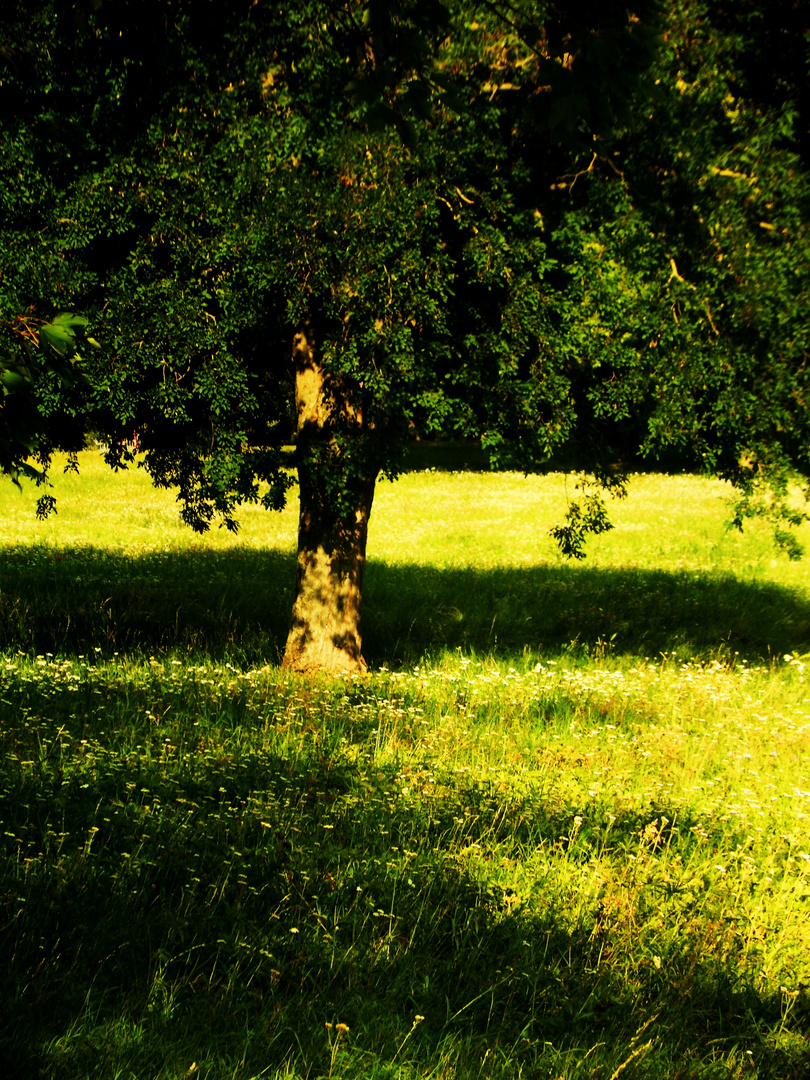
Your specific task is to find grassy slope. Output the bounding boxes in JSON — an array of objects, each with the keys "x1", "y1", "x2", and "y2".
[{"x1": 0, "y1": 453, "x2": 809, "y2": 1080}]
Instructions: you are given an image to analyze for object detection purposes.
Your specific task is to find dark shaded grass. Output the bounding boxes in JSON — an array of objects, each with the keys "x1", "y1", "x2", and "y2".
[
  {"x1": 1, "y1": 676, "x2": 806, "y2": 1079},
  {"x1": 0, "y1": 546, "x2": 293, "y2": 663},
  {"x1": 1, "y1": 545, "x2": 808, "y2": 665},
  {"x1": 363, "y1": 562, "x2": 810, "y2": 666}
]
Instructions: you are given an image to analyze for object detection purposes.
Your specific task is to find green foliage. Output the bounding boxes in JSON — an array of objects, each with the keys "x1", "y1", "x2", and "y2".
[
  {"x1": 549, "y1": 479, "x2": 621, "y2": 561},
  {"x1": 38, "y1": 312, "x2": 98, "y2": 362},
  {"x1": 0, "y1": 311, "x2": 92, "y2": 488},
  {"x1": 0, "y1": 0, "x2": 663, "y2": 525},
  {"x1": 2, "y1": 0, "x2": 809, "y2": 559},
  {"x1": 727, "y1": 464, "x2": 810, "y2": 561},
  {"x1": 542, "y1": 0, "x2": 810, "y2": 552}
]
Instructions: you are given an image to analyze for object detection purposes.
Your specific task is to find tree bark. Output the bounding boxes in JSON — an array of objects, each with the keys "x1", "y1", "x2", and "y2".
[{"x1": 282, "y1": 322, "x2": 378, "y2": 674}]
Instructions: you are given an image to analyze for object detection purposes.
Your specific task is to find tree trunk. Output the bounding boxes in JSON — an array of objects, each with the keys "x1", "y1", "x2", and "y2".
[{"x1": 282, "y1": 322, "x2": 378, "y2": 674}]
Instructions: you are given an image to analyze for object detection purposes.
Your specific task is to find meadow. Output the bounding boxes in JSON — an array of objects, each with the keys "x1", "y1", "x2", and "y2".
[{"x1": 1, "y1": 451, "x2": 809, "y2": 1079}]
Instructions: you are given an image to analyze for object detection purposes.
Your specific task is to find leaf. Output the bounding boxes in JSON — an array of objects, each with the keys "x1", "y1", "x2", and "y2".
[
  {"x1": 1, "y1": 371, "x2": 30, "y2": 393},
  {"x1": 52, "y1": 312, "x2": 89, "y2": 329},
  {"x1": 40, "y1": 322, "x2": 78, "y2": 357},
  {"x1": 35, "y1": 493, "x2": 58, "y2": 520}
]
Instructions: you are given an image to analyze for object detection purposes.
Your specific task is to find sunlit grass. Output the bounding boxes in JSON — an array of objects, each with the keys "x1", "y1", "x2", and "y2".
[
  {"x1": 7, "y1": 451, "x2": 810, "y2": 579},
  {"x1": 0, "y1": 450, "x2": 298, "y2": 553},
  {"x1": 1, "y1": 452, "x2": 810, "y2": 1078}
]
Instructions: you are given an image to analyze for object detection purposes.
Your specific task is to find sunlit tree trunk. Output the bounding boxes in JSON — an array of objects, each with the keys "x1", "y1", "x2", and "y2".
[{"x1": 282, "y1": 322, "x2": 378, "y2": 674}]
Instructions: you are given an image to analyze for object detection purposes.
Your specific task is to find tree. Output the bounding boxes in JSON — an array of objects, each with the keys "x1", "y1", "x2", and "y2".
[
  {"x1": 550, "y1": 0, "x2": 810, "y2": 552},
  {"x1": 3, "y1": 1, "x2": 809, "y2": 671},
  {"x1": 0, "y1": 308, "x2": 93, "y2": 499}
]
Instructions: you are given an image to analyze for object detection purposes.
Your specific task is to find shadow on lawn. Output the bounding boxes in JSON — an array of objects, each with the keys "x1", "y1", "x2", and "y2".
[
  {"x1": 1, "y1": 545, "x2": 809, "y2": 665},
  {"x1": 0, "y1": 727, "x2": 805, "y2": 1079}
]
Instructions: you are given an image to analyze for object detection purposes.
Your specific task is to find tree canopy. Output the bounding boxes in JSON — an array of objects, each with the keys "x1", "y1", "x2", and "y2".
[{"x1": 2, "y1": 0, "x2": 809, "y2": 668}]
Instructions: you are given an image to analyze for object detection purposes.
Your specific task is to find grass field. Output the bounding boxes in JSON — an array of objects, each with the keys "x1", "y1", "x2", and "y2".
[{"x1": 1, "y1": 452, "x2": 809, "y2": 1079}]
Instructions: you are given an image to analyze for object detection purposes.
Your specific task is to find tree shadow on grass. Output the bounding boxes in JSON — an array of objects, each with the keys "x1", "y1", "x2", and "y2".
[
  {"x1": 0, "y1": 545, "x2": 296, "y2": 664},
  {"x1": 364, "y1": 560, "x2": 810, "y2": 666},
  {"x1": 0, "y1": 699, "x2": 806, "y2": 1079},
  {"x1": 1, "y1": 545, "x2": 808, "y2": 666}
]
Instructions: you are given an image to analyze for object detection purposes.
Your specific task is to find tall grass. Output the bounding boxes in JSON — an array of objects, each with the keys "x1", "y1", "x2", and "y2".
[{"x1": 1, "y1": 453, "x2": 809, "y2": 1079}]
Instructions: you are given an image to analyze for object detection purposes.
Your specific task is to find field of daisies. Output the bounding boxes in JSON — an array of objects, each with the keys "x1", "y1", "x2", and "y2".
[{"x1": 1, "y1": 452, "x2": 809, "y2": 1080}]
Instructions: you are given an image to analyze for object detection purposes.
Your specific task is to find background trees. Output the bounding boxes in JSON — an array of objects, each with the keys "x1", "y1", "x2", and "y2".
[{"x1": 2, "y1": 0, "x2": 809, "y2": 669}]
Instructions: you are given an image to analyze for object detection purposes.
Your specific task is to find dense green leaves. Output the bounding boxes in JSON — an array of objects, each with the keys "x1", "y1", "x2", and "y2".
[
  {"x1": 0, "y1": 310, "x2": 91, "y2": 489},
  {"x1": 1, "y1": 0, "x2": 809, "y2": 554},
  {"x1": 546, "y1": 2, "x2": 810, "y2": 548},
  {"x1": 39, "y1": 312, "x2": 95, "y2": 360}
]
